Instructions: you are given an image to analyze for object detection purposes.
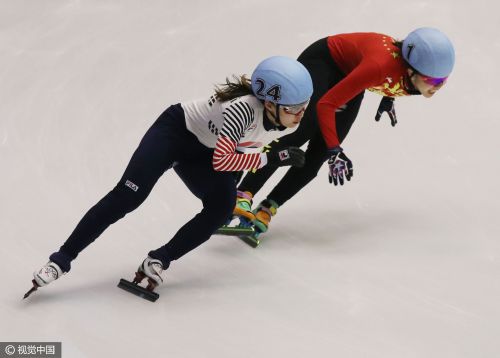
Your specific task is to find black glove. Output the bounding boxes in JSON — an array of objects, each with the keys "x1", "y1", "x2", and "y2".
[
  {"x1": 375, "y1": 96, "x2": 397, "y2": 127},
  {"x1": 266, "y1": 146, "x2": 305, "y2": 167},
  {"x1": 327, "y1": 147, "x2": 353, "y2": 185}
]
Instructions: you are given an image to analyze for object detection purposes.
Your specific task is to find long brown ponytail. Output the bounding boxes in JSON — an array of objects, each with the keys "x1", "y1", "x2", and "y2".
[{"x1": 214, "y1": 75, "x2": 253, "y2": 102}]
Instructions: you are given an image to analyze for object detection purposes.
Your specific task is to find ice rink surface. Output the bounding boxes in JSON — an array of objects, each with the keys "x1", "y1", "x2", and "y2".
[{"x1": 1, "y1": 1, "x2": 499, "y2": 357}]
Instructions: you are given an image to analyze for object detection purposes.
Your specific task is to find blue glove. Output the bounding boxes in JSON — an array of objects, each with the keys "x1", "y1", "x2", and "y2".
[
  {"x1": 375, "y1": 96, "x2": 397, "y2": 127},
  {"x1": 327, "y1": 147, "x2": 353, "y2": 186}
]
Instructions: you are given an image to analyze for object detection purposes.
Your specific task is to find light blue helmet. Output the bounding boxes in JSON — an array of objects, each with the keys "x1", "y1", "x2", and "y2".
[
  {"x1": 251, "y1": 56, "x2": 313, "y2": 105},
  {"x1": 402, "y1": 27, "x2": 455, "y2": 78}
]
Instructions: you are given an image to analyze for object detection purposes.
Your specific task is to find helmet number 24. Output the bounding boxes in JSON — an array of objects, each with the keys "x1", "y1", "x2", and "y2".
[{"x1": 254, "y1": 78, "x2": 282, "y2": 102}]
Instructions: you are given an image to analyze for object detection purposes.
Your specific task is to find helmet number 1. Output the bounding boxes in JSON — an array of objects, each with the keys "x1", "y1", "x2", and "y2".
[{"x1": 255, "y1": 78, "x2": 282, "y2": 102}]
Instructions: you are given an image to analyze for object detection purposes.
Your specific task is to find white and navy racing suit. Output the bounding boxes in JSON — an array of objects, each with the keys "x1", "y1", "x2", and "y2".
[{"x1": 49, "y1": 95, "x2": 294, "y2": 271}]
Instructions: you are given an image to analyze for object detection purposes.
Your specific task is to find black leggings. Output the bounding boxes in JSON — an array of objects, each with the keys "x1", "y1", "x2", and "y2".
[
  {"x1": 50, "y1": 104, "x2": 236, "y2": 272},
  {"x1": 238, "y1": 38, "x2": 364, "y2": 206}
]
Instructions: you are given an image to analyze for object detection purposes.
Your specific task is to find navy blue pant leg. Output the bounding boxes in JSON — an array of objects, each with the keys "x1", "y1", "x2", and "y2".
[
  {"x1": 51, "y1": 103, "x2": 237, "y2": 273},
  {"x1": 51, "y1": 105, "x2": 186, "y2": 271},
  {"x1": 148, "y1": 159, "x2": 236, "y2": 265}
]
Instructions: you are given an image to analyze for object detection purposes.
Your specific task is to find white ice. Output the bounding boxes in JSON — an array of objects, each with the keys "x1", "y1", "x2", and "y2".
[{"x1": 1, "y1": 1, "x2": 499, "y2": 357}]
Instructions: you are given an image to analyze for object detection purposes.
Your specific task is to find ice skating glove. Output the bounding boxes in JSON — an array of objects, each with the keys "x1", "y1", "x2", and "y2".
[
  {"x1": 375, "y1": 96, "x2": 397, "y2": 127},
  {"x1": 327, "y1": 147, "x2": 353, "y2": 186},
  {"x1": 266, "y1": 146, "x2": 305, "y2": 168}
]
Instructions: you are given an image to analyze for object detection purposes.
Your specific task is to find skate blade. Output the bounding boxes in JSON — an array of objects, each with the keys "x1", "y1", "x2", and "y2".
[
  {"x1": 239, "y1": 235, "x2": 260, "y2": 248},
  {"x1": 215, "y1": 226, "x2": 261, "y2": 248},
  {"x1": 23, "y1": 280, "x2": 39, "y2": 299},
  {"x1": 117, "y1": 279, "x2": 159, "y2": 302},
  {"x1": 215, "y1": 226, "x2": 255, "y2": 236}
]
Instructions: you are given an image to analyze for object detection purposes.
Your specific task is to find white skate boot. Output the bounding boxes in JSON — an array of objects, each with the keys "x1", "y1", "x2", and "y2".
[
  {"x1": 134, "y1": 256, "x2": 165, "y2": 290},
  {"x1": 24, "y1": 261, "x2": 64, "y2": 299},
  {"x1": 118, "y1": 256, "x2": 165, "y2": 302}
]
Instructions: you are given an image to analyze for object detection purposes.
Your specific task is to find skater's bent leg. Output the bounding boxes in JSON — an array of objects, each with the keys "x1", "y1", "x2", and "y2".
[
  {"x1": 54, "y1": 182, "x2": 154, "y2": 270},
  {"x1": 51, "y1": 110, "x2": 180, "y2": 271},
  {"x1": 148, "y1": 163, "x2": 236, "y2": 267}
]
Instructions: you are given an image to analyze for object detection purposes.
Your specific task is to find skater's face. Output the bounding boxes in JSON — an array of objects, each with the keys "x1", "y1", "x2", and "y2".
[
  {"x1": 408, "y1": 69, "x2": 447, "y2": 98},
  {"x1": 264, "y1": 101, "x2": 309, "y2": 128}
]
